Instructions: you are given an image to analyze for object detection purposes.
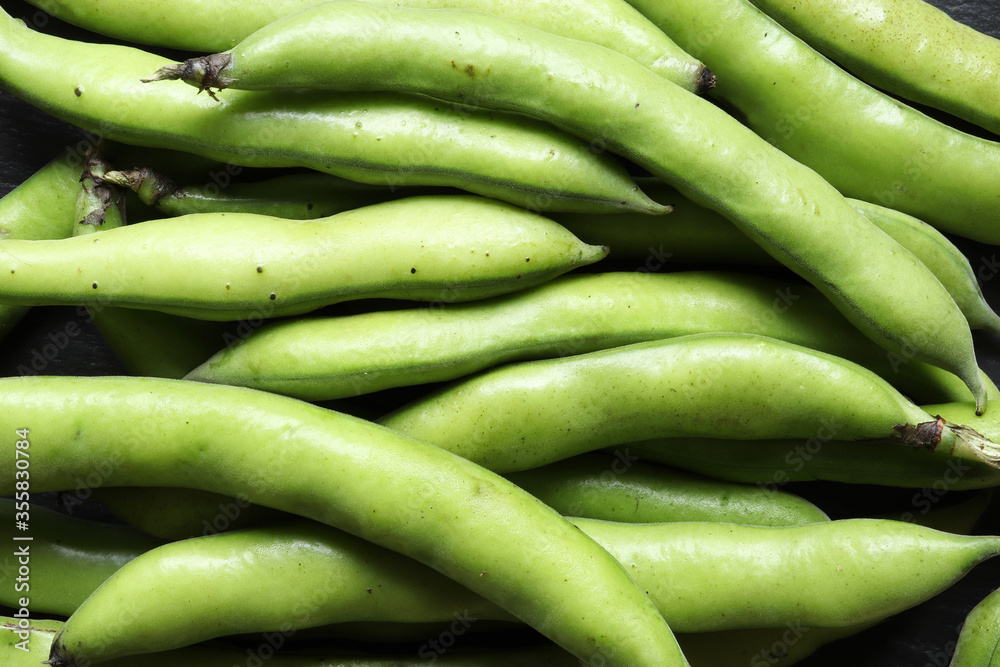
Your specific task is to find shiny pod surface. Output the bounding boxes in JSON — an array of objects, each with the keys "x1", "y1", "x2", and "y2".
[
  {"x1": 150, "y1": 0, "x2": 987, "y2": 407},
  {"x1": 0, "y1": 375, "x2": 688, "y2": 667},
  {"x1": 0, "y1": 9, "x2": 662, "y2": 215},
  {"x1": 379, "y1": 333, "x2": 957, "y2": 472},
  {"x1": 0, "y1": 196, "x2": 607, "y2": 320},
  {"x1": 26, "y1": 0, "x2": 711, "y2": 92}
]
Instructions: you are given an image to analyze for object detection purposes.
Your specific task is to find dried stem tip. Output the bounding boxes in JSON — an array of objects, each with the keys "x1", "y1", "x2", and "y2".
[{"x1": 141, "y1": 53, "x2": 236, "y2": 101}]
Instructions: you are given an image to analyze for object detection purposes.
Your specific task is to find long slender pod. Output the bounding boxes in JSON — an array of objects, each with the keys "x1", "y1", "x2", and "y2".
[
  {"x1": 0, "y1": 375, "x2": 691, "y2": 667},
  {"x1": 184, "y1": 271, "x2": 994, "y2": 406},
  {"x1": 25, "y1": 0, "x2": 712, "y2": 93},
  {"x1": 747, "y1": 0, "x2": 1000, "y2": 135},
  {"x1": 49, "y1": 516, "x2": 1000, "y2": 665},
  {"x1": 145, "y1": 0, "x2": 988, "y2": 409},
  {"x1": 625, "y1": 0, "x2": 1000, "y2": 244},
  {"x1": 0, "y1": 196, "x2": 607, "y2": 320},
  {"x1": 379, "y1": 333, "x2": 1000, "y2": 473},
  {"x1": 0, "y1": 10, "x2": 662, "y2": 216}
]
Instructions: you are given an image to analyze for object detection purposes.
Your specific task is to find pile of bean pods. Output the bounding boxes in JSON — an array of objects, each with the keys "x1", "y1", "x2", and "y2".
[{"x1": 1, "y1": 0, "x2": 1000, "y2": 665}]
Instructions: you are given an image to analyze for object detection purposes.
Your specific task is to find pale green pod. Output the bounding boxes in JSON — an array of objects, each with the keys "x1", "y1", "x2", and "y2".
[
  {"x1": 144, "y1": 0, "x2": 988, "y2": 409},
  {"x1": 625, "y1": 0, "x2": 1000, "y2": 244},
  {"x1": 25, "y1": 0, "x2": 712, "y2": 92},
  {"x1": 747, "y1": 0, "x2": 1000, "y2": 135},
  {"x1": 184, "y1": 271, "x2": 988, "y2": 406},
  {"x1": 0, "y1": 375, "x2": 689, "y2": 667},
  {"x1": 50, "y1": 516, "x2": 1000, "y2": 666},
  {"x1": 950, "y1": 586, "x2": 1000, "y2": 666},
  {"x1": 379, "y1": 333, "x2": 991, "y2": 473},
  {"x1": 0, "y1": 195, "x2": 608, "y2": 321},
  {"x1": 0, "y1": 10, "x2": 663, "y2": 215}
]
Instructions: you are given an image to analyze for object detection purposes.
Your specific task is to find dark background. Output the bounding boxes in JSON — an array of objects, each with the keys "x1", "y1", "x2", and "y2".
[{"x1": 2, "y1": 0, "x2": 1000, "y2": 664}]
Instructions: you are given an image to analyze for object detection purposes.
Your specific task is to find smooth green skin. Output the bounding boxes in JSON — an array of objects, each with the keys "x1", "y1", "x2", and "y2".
[
  {"x1": 0, "y1": 14, "x2": 662, "y2": 217},
  {"x1": 184, "y1": 270, "x2": 991, "y2": 406},
  {"x1": 0, "y1": 500, "x2": 160, "y2": 617},
  {"x1": 748, "y1": 0, "x2": 1000, "y2": 136},
  {"x1": 506, "y1": 452, "x2": 829, "y2": 526},
  {"x1": 26, "y1": 0, "x2": 710, "y2": 93},
  {"x1": 627, "y1": 0, "x2": 1000, "y2": 244},
  {"x1": 0, "y1": 195, "x2": 607, "y2": 321},
  {"x1": 2, "y1": 618, "x2": 581, "y2": 667},
  {"x1": 93, "y1": 486, "x2": 286, "y2": 540},
  {"x1": 635, "y1": 436, "x2": 1000, "y2": 490},
  {"x1": 163, "y1": 0, "x2": 986, "y2": 409},
  {"x1": 52, "y1": 516, "x2": 1000, "y2": 666},
  {"x1": 0, "y1": 152, "x2": 83, "y2": 339},
  {"x1": 950, "y1": 586, "x2": 1000, "y2": 666},
  {"x1": 0, "y1": 376, "x2": 689, "y2": 667},
  {"x1": 379, "y1": 332, "x2": 949, "y2": 473}
]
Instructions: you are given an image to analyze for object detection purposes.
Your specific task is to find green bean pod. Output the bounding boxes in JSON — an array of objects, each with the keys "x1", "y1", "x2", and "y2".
[
  {"x1": 379, "y1": 333, "x2": 998, "y2": 473},
  {"x1": 0, "y1": 375, "x2": 690, "y2": 667},
  {"x1": 0, "y1": 11, "x2": 663, "y2": 217},
  {"x1": 950, "y1": 586, "x2": 1000, "y2": 666},
  {"x1": 0, "y1": 151, "x2": 85, "y2": 339},
  {"x1": 505, "y1": 452, "x2": 829, "y2": 526},
  {"x1": 625, "y1": 0, "x2": 1000, "y2": 244},
  {"x1": 105, "y1": 167, "x2": 445, "y2": 221},
  {"x1": 184, "y1": 271, "x2": 993, "y2": 406},
  {"x1": 50, "y1": 516, "x2": 1000, "y2": 666},
  {"x1": 0, "y1": 500, "x2": 160, "y2": 617},
  {"x1": 106, "y1": 165, "x2": 1000, "y2": 340},
  {"x1": 26, "y1": 0, "x2": 712, "y2": 93},
  {"x1": 0, "y1": 195, "x2": 607, "y2": 321},
  {"x1": 145, "y1": 0, "x2": 988, "y2": 410},
  {"x1": 747, "y1": 0, "x2": 1000, "y2": 136}
]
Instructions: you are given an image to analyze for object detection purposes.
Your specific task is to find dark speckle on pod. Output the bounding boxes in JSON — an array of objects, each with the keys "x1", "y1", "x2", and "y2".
[{"x1": 256, "y1": 265, "x2": 263, "y2": 273}]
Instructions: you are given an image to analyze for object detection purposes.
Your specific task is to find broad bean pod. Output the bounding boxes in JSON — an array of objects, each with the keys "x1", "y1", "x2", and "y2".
[
  {"x1": 950, "y1": 585, "x2": 1000, "y2": 666},
  {"x1": 145, "y1": 0, "x2": 988, "y2": 409},
  {"x1": 51, "y1": 516, "x2": 1000, "y2": 665},
  {"x1": 747, "y1": 0, "x2": 1000, "y2": 135},
  {"x1": 0, "y1": 9, "x2": 663, "y2": 215},
  {"x1": 379, "y1": 333, "x2": 999, "y2": 472},
  {"x1": 0, "y1": 195, "x2": 607, "y2": 320},
  {"x1": 0, "y1": 375, "x2": 690, "y2": 667},
  {"x1": 26, "y1": 0, "x2": 712, "y2": 93},
  {"x1": 625, "y1": 0, "x2": 1000, "y2": 244},
  {"x1": 185, "y1": 271, "x2": 994, "y2": 406}
]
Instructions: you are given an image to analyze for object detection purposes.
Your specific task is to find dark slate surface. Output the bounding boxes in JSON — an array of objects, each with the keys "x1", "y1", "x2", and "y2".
[{"x1": 1, "y1": 0, "x2": 1000, "y2": 664}]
